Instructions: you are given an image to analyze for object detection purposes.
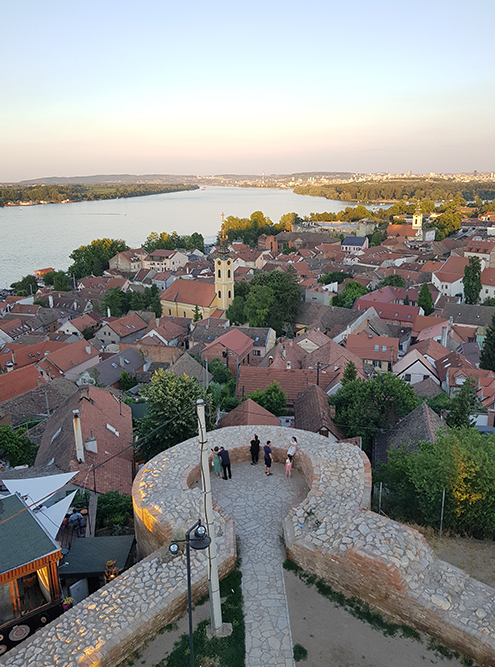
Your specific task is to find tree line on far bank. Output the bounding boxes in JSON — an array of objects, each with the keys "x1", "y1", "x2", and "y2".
[{"x1": 0, "y1": 183, "x2": 197, "y2": 206}]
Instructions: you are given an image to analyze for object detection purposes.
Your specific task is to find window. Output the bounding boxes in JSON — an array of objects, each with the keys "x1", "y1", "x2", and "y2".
[
  {"x1": 169, "y1": 309, "x2": 171, "y2": 315},
  {"x1": 374, "y1": 344, "x2": 379, "y2": 351},
  {"x1": 227, "y1": 269, "x2": 231, "y2": 278},
  {"x1": 405, "y1": 374, "x2": 411, "y2": 382},
  {"x1": 423, "y1": 375, "x2": 429, "y2": 381},
  {"x1": 382, "y1": 346, "x2": 387, "y2": 352},
  {"x1": 183, "y1": 312, "x2": 186, "y2": 317},
  {"x1": 218, "y1": 291, "x2": 221, "y2": 298},
  {"x1": 253, "y1": 349, "x2": 261, "y2": 356},
  {"x1": 228, "y1": 291, "x2": 231, "y2": 298},
  {"x1": 218, "y1": 269, "x2": 221, "y2": 278}
]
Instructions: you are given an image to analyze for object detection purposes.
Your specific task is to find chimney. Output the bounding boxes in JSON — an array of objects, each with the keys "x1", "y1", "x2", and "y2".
[
  {"x1": 48, "y1": 294, "x2": 53, "y2": 308},
  {"x1": 85, "y1": 345, "x2": 91, "y2": 355},
  {"x1": 5, "y1": 361, "x2": 14, "y2": 373},
  {"x1": 441, "y1": 326, "x2": 448, "y2": 347},
  {"x1": 155, "y1": 318, "x2": 160, "y2": 327},
  {"x1": 286, "y1": 360, "x2": 291, "y2": 369},
  {"x1": 11, "y1": 351, "x2": 16, "y2": 366},
  {"x1": 282, "y1": 345, "x2": 286, "y2": 360},
  {"x1": 73, "y1": 409, "x2": 85, "y2": 463},
  {"x1": 107, "y1": 307, "x2": 111, "y2": 318},
  {"x1": 120, "y1": 355, "x2": 125, "y2": 368}
]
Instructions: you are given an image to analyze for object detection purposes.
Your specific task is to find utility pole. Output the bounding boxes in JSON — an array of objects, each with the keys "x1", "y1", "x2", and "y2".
[{"x1": 196, "y1": 399, "x2": 223, "y2": 635}]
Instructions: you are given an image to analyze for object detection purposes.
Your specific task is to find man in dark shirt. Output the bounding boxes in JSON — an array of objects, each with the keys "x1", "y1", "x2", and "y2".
[
  {"x1": 264, "y1": 440, "x2": 273, "y2": 476},
  {"x1": 218, "y1": 446, "x2": 232, "y2": 480},
  {"x1": 250, "y1": 434, "x2": 260, "y2": 465}
]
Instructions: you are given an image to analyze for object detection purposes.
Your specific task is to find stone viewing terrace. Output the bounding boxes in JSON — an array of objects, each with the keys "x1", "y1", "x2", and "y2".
[{"x1": 3, "y1": 426, "x2": 495, "y2": 666}]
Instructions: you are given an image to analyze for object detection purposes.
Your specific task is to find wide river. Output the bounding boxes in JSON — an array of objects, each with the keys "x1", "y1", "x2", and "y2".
[{"x1": 0, "y1": 186, "x2": 361, "y2": 288}]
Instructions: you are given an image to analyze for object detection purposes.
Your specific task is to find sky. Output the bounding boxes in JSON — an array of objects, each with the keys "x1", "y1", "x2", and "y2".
[{"x1": 1, "y1": 0, "x2": 495, "y2": 182}]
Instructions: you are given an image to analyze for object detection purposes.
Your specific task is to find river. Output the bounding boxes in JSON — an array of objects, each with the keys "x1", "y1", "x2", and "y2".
[{"x1": 0, "y1": 186, "x2": 362, "y2": 288}]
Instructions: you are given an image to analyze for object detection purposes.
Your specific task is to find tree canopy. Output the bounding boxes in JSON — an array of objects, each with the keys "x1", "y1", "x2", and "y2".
[
  {"x1": 332, "y1": 373, "x2": 418, "y2": 451},
  {"x1": 0, "y1": 425, "x2": 37, "y2": 467},
  {"x1": 480, "y1": 312, "x2": 495, "y2": 371},
  {"x1": 445, "y1": 378, "x2": 480, "y2": 428},
  {"x1": 463, "y1": 256, "x2": 482, "y2": 305},
  {"x1": 319, "y1": 271, "x2": 352, "y2": 285},
  {"x1": 248, "y1": 381, "x2": 287, "y2": 416},
  {"x1": 379, "y1": 274, "x2": 406, "y2": 289},
  {"x1": 135, "y1": 369, "x2": 215, "y2": 462},
  {"x1": 417, "y1": 283, "x2": 434, "y2": 316},
  {"x1": 226, "y1": 267, "x2": 301, "y2": 335},
  {"x1": 142, "y1": 231, "x2": 204, "y2": 254},
  {"x1": 375, "y1": 428, "x2": 495, "y2": 539},
  {"x1": 69, "y1": 238, "x2": 129, "y2": 279},
  {"x1": 11, "y1": 274, "x2": 38, "y2": 296},
  {"x1": 332, "y1": 281, "x2": 368, "y2": 308}
]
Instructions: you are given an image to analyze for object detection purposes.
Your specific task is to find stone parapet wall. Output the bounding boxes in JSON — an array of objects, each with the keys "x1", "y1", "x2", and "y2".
[{"x1": 4, "y1": 426, "x2": 495, "y2": 666}]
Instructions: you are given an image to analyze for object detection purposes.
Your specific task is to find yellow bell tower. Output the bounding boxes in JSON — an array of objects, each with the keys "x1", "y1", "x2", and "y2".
[
  {"x1": 215, "y1": 216, "x2": 234, "y2": 312},
  {"x1": 412, "y1": 202, "x2": 423, "y2": 240}
]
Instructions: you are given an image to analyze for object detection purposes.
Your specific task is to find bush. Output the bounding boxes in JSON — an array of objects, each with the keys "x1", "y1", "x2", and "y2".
[{"x1": 96, "y1": 490, "x2": 133, "y2": 529}]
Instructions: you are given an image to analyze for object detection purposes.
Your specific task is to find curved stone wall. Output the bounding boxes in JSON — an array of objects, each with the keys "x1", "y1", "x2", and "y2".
[{"x1": 3, "y1": 426, "x2": 495, "y2": 667}]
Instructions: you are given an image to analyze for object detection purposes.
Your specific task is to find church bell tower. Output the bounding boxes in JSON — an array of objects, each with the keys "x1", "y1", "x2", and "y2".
[
  {"x1": 412, "y1": 202, "x2": 423, "y2": 240},
  {"x1": 215, "y1": 216, "x2": 234, "y2": 312}
]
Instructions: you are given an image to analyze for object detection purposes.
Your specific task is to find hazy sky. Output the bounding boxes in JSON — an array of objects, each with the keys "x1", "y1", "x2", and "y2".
[{"x1": 2, "y1": 0, "x2": 494, "y2": 182}]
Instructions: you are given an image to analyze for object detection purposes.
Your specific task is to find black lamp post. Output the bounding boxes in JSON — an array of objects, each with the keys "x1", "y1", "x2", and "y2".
[{"x1": 169, "y1": 519, "x2": 211, "y2": 667}]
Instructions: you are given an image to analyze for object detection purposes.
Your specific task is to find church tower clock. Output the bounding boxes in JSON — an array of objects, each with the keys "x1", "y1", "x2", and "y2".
[{"x1": 215, "y1": 217, "x2": 234, "y2": 312}]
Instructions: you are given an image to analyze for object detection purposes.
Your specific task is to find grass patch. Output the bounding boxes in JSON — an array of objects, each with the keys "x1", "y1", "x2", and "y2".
[
  {"x1": 283, "y1": 559, "x2": 481, "y2": 665},
  {"x1": 157, "y1": 569, "x2": 245, "y2": 667},
  {"x1": 293, "y1": 643, "x2": 308, "y2": 661}
]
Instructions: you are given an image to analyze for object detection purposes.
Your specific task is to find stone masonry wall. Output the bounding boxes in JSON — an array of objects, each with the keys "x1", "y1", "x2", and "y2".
[{"x1": 3, "y1": 426, "x2": 495, "y2": 666}]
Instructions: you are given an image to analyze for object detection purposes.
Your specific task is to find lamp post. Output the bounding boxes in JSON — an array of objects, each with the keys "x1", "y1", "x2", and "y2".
[{"x1": 169, "y1": 519, "x2": 211, "y2": 667}]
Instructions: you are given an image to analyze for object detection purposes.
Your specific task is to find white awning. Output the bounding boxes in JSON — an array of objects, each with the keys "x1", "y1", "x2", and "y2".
[{"x1": 3, "y1": 472, "x2": 77, "y2": 507}]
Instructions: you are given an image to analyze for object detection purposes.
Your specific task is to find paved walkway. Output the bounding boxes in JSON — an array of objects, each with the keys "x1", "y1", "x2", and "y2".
[{"x1": 211, "y1": 460, "x2": 308, "y2": 667}]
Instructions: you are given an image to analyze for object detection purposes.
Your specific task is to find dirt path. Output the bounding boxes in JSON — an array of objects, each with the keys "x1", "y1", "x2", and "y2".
[{"x1": 284, "y1": 570, "x2": 466, "y2": 667}]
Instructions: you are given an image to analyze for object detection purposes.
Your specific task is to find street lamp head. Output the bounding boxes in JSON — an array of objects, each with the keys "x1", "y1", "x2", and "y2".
[
  {"x1": 195, "y1": 524, "x2": 206, "y2": 538},
  {"x1": 169, "y1": 542, "x2": 179, "y2": 555}
]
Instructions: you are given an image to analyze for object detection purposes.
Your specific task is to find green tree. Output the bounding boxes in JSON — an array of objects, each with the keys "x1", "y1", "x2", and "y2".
[
  {"x1": 136, "y1": 369, "x2": 214, "y2": 462},
  {"x1": 482, "y1": 297, "x2": 495, "y2": 307},
  {"x1": 245, "y1": 285, "x2": 275, "y2": 327},
  {"x1": 104, "y1": 288, "x2": 128, "y2": 317},
  {"x1": 248, "y1": 381, "x2": 287, "y2": 416},
  {"x1": 480, "y1": 312, "x2": 495, "y2": 371},
  {"x1": 208, "y1": 358, "x2": 234, "y2": 384},
  {"x1": 319, "y1": 271, "x2": 352, "y2": 285},
  {"x1": 189, "y1": 232, "x2": 205, "y2": 253},
  {"x1": 463, "y1": 256, "x2": 482, "y2": 305},
  {"x1": 149, "y1": 284, "x2": 163, "y2": 318},
  {"x1": 193, "y1": 304, "x2": 202, "y2": 322},
  {"x1": 446, "y1": 377, "x2": 479, "y2": 428},
  {"x1": 332, "y1": 373, "x2": 418, "y2": 451},
  {"x1": 96, "y1": 490, "x2": 133, "y2": 529},
  {"x1": 418, "y1": 283, "x2": 434, "y2": 316},
  {"x1": 68, "y1": 238, "x2": 129, "y2": 279},
  {"x1": 376, "y1": 428, "x2": 495, "y2": 539},
  {"x1": 248, "y1": 266, "x2": 301, "y2": 334},
  {"x1": 370, "y1": 230, "x2": 383, "y2": 247},
  {"x1": 52, "y1": 271, "x2": 72, "y2": 291},
  {"x1": 332, "y1": 281, "x2": 368, "y2": 308},
  {"x1": 0, "y1": 425, "x2": 37, "y2": 467},
  {"x1": 341, "y1": 361, "x2": 357, "y2": 386},
  {"x1": 82, "y1": 325, "x2": 95, "y2": 340},
  {"x1": 11, "y1": 274, "x2": 38, "y2": 296},
  {"x1": 225, "y1": 296, "x2": 247, "y2": 325},
  {"x1": 120, "y1": 370, "x2": 138, "y2": 392},
  {"x1": 379, "y1": 274, "x2": 406, "y2": 288}
]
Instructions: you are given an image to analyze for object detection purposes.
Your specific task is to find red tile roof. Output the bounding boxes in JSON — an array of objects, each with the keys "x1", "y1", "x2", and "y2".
[
  {"x1": 346, "y1": 333, "x2": 399, "y2": 363},
  {"x1": 107, "y1": 313, "x2": 148, "y2": 337},
  {"x1": 0, "y1": 365, "x2": 46, "y2": 402},
  {"x1": 202, "y1": 329, "x2": 253, "y2": 358},
  {"x1": 218, "y1": 398, "x2": 280, "y2": 428},
  {"x1": 236, "y1": 367, "x2": 318, "y2": 405},
  {"x1": 160, "y1": 280, "x2": 216, "y2": 309},
  {"x1": 37, "y1": 339, "x2": 99, "y2": 375}
]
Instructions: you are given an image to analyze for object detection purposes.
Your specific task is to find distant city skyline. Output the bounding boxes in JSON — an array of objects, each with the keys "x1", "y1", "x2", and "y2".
[{"x1": 2, "y1": 0, "x2": 494, "y2": 183}]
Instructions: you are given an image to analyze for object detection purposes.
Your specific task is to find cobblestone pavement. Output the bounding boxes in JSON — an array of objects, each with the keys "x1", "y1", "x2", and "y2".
[{"x1": 212, "y1": 460, "x2": 308, "y2": 667}]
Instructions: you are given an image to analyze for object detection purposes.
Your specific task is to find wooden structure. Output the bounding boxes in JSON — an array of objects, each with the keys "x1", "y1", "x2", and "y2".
[{"x1": 0, "y1": 494, "x2": 63, "y2": 656}]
